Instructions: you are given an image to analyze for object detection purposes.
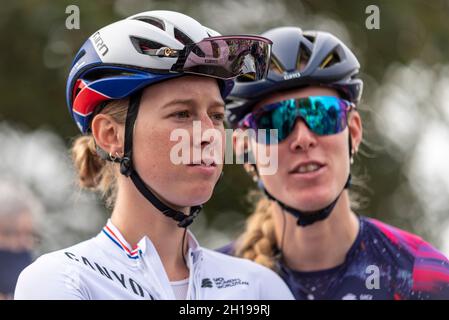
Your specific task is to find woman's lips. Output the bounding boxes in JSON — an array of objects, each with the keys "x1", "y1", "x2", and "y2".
[
  {"x1": 288, "y1": 161, "x2": 326, "y2": 180},
  {"x1": 186, "y1": 161, "x2": 217, "y2": 176}
]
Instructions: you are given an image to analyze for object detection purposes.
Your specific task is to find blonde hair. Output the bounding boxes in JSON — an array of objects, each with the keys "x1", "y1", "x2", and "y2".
[
  {"x1": 235, "y1": 193, "x2": 279, "y2": 270},
  {"x1": 70, "y1": 99, "x2": 128, "y2": 208}
]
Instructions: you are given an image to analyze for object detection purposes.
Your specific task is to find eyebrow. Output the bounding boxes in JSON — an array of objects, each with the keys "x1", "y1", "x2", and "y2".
[{"x1": 161, "y1": 98, "x2": 225, "y2": 110}]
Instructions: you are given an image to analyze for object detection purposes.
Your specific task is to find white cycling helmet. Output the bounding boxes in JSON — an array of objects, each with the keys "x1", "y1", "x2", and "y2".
[{"x1": 67, "y1": 10, "x2": 271, "y2": 133}]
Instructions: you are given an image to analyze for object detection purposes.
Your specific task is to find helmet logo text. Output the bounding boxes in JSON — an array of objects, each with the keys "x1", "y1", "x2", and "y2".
[
  {"x1": 283, "y1": 71, "x2": 301, "y2": 80},
  {"x1": 92, "y1": 32, "x2": 109, "y2": 56}
]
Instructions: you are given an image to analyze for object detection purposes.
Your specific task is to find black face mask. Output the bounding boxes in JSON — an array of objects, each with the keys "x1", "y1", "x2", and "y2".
[{"x1": 0, "y1": 249, "x2": 33, "y2": 297}]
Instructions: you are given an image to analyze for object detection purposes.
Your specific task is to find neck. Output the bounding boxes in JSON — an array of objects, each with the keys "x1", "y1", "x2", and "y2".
[
  {"x1": 273, "y1": 191, "x2": 359, "y2": 272},
  {"x1": 111, "y1": 177, "x2": 189, "y2": 281}
]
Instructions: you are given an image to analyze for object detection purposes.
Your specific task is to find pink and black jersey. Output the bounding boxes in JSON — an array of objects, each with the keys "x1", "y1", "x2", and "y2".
[{"x1": 218, "y1": 216, "x2": 449, "y2": 300}]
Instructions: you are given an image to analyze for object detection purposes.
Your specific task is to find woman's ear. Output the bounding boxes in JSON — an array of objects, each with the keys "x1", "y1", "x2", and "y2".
[
  {"x1": 91, "y1": 114, "x2": 124, "y2": 155},
  {"x1": 348, "y1": 111, "x2": 363, "y2": 151}
]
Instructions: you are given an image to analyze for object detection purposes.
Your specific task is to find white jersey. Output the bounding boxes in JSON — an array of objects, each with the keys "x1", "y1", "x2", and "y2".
[{"x1": 15, "y1": 220, "x2": 293, "y2": 300}]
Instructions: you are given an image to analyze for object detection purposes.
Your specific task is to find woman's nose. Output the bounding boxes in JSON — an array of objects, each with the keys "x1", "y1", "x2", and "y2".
[
  {"x1": 288, "y1": 118, "x2": 318, "y2": 152},
  {"x1": 200, "y1": 114, "x2": 215, "y2": 130},
  {"x1": 197, "y1": 114, "x2": 221, "y2": 146}
]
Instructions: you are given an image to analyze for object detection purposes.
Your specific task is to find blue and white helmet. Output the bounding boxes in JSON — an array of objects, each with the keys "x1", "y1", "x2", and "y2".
[{"x1": 66, "y1": 10, "x2": 233, "y2": 133}]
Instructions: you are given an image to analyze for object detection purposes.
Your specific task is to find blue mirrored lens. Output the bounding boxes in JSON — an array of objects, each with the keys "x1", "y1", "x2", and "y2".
[{"x1": 246, "y1": 96, "x2": 351, "y2": 144}]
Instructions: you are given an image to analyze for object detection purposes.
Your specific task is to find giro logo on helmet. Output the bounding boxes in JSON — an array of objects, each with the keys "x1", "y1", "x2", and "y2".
[
  {"x1": 92, "y1": 31, "x2": 109, "y2": 56},
  {"x1": 283, "y1": 71, "x2": 302, "y2": 80}
]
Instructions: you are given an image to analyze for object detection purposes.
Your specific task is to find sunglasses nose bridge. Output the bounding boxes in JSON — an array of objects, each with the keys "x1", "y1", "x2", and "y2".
[
  {"x1": 295, "y1": 114, "x2": 312, "y2": 131},
  {"x1": 288, "y1": 115, "x2": 318, "y2": 150}
]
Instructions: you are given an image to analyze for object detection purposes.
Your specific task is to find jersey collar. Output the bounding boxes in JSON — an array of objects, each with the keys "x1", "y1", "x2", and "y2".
[{"x1": 98, "y1": 219, "x2": 201, "y2": 262}]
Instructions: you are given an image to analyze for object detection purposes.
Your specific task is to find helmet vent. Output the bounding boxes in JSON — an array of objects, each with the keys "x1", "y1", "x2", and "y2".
[
  {"x1": 174, "y1": 28, "x2": 194, "y2": 45},
  {"x1": 134, "y1": 17, "x2": 165, "y2": 31},
  {"x1": 130, "y1": 36, "x2": 164, "y2": 55},
  {"x1": 296, "y1": 43, "x2": 311, "y2": 71},
  {"x1": 320, "y1": 51, "x2": 341, "y2": 69},
  {"x1": 303, "y1": 34, "x2": 316, "y2": 43},
  {"x1": 236, "y1": 73, "x2": 256, "y2": 83},
  {"x1": 270, "y1": 55, "x2": 284, "y2": 74}
]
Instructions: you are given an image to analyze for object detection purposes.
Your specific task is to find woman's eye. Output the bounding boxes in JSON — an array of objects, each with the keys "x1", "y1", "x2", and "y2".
[
  {"x1": 172, "y1": 110, "x2": 190, "y2": 119},
  {"x1": 211, "y1": 113, "x2": 225, "y2": 122}
]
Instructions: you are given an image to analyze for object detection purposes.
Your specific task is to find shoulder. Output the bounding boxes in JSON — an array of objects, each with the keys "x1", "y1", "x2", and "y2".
[
  {"x1": 15, "y1": 239, "x2": 95, "y2": 300},
  {"x1": 409, "y1": 236, "x2": 449, "y2": 299},
  {"x1": 365, "y1": 217, "x2": 425, "y2": 249},
  {"x1": 201, "y1": 248, "x2": 294, "y2": 299},
  {"x1": 365, "y1": 217, "x2": 449, "y2": 299},
  {"x1": 365, "y1": 217, "x2": 447, "y2": 260}
]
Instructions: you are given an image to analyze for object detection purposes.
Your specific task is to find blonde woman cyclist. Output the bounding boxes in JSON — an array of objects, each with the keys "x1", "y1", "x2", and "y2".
[
  {"x1": 219, "y1": 27, "x2": 449, "y2": 300},
  {"x1": 14, "y1": 11, "x2": 293, "y2": 300}
]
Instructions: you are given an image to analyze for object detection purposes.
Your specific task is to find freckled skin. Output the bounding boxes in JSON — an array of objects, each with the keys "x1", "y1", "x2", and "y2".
[{"x1": 132, "y1": 76, "x2": 225, "y2": 208}]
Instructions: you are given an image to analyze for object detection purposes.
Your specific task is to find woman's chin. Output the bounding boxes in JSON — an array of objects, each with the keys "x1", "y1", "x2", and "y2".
[
  {"x1": 281, "y1": 188, "x2": 336, "y2": 212},
  {"x1": 289, "y1": 200, "x2": 330, "y2": 212},
  {"x1": 171, "y1": 184, "x2": 215, "y2": 207}
]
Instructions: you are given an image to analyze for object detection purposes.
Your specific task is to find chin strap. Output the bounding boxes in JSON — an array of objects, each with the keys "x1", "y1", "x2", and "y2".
[
  {"x1": 104, "y1": 91, "x2": 202, "y2": 228},
  {"x1": 256, "y1": 132, "x2": 354, "y2": 227},
  {"x1": 262, "y1": 174, "x2": 351, "y2": 227}
]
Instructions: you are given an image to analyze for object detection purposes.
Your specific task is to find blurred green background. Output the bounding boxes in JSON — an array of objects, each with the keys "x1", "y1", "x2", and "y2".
[{"x1": 1, "y1": 0, "x2": 449, "y2": 253}]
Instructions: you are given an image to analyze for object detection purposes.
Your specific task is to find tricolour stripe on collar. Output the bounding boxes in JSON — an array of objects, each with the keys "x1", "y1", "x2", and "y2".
[{"x1": 102, "y1": 221, "x2": 140, "y2": 260}]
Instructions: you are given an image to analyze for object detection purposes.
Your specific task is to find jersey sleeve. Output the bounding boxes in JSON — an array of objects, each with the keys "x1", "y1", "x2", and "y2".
[
  {"x1": 14, "y1": 255, "x2": 86, "y2": 300},
  {"x1": 411, "y1": 240, "x2": 449, "y2": 299}
]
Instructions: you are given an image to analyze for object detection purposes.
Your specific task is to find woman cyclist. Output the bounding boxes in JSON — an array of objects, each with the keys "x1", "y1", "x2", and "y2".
[
  {"x1": 14, "y1": 11, "x2": 293, "y2": 300},
  {"x1": 220, "y1": 26, "x2": 449, "y2": 300}
]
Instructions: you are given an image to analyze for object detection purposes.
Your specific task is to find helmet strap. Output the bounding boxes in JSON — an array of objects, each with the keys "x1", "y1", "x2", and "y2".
[
  {"x1": 107, "y1": 91, "x2": 202, "y2": 228},
  {"x1": 263, "y1": 174, "x2": 351, "y2": 227},
  {"x1": 254, "y1": 132, "x2": 353, "y2": 227}
]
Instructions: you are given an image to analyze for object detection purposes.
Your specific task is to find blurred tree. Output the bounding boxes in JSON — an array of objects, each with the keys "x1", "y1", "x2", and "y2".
[{"x1": 1, "y1": 0, "x2": 448, "y2": 248}]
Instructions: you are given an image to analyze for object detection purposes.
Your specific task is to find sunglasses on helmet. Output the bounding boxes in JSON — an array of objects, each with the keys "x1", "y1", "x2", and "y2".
[{"x1": 144, "y1": 35, "x2": 272, "y2": 80}]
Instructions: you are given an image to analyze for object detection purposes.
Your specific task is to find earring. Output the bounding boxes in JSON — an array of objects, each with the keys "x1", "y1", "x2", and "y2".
[
  {"x1": 109, "y1": 152, "x2": 117, "y2": 162},
  {"x1": 251, "y1": 169, "x2": 259, "y2": 183},
  {"x1": 350, "y1": 147, "x2": 358, "y2": 165},
  {"x1": 109, "y1": 151, "x2": 123, "y2": 162},
  {"x1": 245, "y1": 164, "x2": 259, "y2": 182}
]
